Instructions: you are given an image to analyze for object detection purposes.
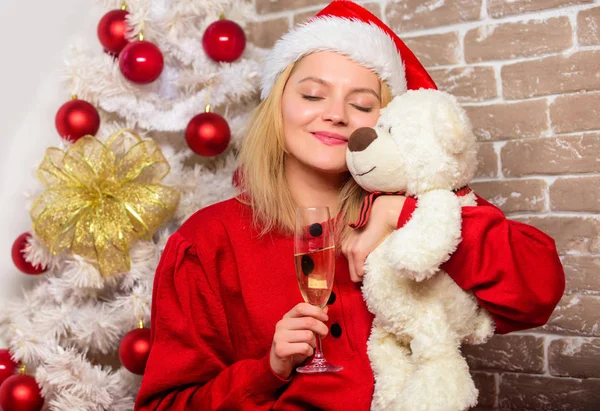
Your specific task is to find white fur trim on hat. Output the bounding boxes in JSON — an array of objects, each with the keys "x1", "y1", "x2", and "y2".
[{"x1": 260, "y1": 16, "x2": 407, "y2": 100}]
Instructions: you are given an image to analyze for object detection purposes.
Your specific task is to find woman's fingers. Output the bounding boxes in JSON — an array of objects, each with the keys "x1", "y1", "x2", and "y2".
[
  {"x1": 278, "y1": 316, "x2": 329, "y2": 338},
  {"x1": 342, "y1": 235, "x2": 362, "y2": 283},
  {"x1": 347, "y1": 253, "x2": 359, "y2": 282},
  {"x1": 271, "y1": 303, "x2": 330, "y2": 378},
  {"x1": 283, "y1": 302, "x2": 328, "y2": 321},
  {"x1": 353, "y1": 248, "x2": 368, "y2": 279},
  {"x1": 283, "y1": 329, "x2": 318, "y2": 346},
  {"x1": 272, "y1": 342, "x2": 315, "y2": 359},
  {"x1": 344, "y1": 197, "x2": 406, "y2": 282}
]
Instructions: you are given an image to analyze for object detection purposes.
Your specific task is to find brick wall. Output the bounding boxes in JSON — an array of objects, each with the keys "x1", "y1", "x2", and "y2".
[{"x1": 249, "y1": 1, "x2": 600, "y2": 409}]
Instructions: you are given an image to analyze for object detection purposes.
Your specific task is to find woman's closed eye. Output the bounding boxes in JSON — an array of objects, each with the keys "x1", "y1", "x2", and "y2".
[
  {"x1": 351, "y1": 104, "x2": 372, "y2": 113},
  {"x1": 302, "y1": 95, "x2": 323, "y2": 101},
  {"x1": 301, "y1": 95, "x2": 372, "y2": 113}
]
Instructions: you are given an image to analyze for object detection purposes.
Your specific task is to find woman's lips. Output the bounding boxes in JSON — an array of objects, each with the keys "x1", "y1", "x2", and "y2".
[{"x1": 312, "y1": 132, "x2": 348, "y2": 146}]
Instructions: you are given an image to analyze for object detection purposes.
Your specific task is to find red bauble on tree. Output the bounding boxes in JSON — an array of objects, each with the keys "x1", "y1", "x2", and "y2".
[
  {"x1": 55, "y1": 98, "x2": 100, "y2": 142},
  {"x1": 0, "y1": 374, "x2": 44, "y2": 411},
  {"x1": 0, "y1": 349, "x2": 18, "y2": 387},
  {"x1": 202, "y1": 17, "x2": 246, "y2": 63},
  {"x1": 11, "y1": 233, "x2": 46, "y2": 275},
  {"x1": 119, "y1": 327, "x2": 151, "y2": 375},
  {"x1": 119, "y1": 40, "x2": 164, "y2": 84},
  {"x1": 185, "y1": 108, "x2": 231, "y2": 157},
  {"x1": 97, "y1": 9, "x2": 130, "y2": 56}
]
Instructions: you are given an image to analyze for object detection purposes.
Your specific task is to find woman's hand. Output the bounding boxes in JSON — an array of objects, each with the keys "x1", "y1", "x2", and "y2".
[
  {"x1": 341, "y1": 195, "x2": 406, "y2": 282},
  {"x1": 270, "y1": 303, "x2": 329, "y2": 379}
]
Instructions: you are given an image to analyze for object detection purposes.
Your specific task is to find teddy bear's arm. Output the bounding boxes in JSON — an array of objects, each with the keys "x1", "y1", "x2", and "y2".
[{"x1": 380, "y1": 189, "x2": 463, "y2": 281}]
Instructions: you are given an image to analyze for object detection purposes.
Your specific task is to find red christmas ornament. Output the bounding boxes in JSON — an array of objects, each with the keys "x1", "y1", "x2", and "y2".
[
  {"x1": 55, "y1": 98, "x2": 100, "y2": 142},
  {"x1": 0, "y1": 374, "x2": 44, "y2": 411},
  {"x1": 185, "y1": 111, "x2": 231, "y2": 157},
  {"x1": 0, "y1": 349, "x2": 18, "y2": 387},
  {"x1": 119, "y1": 40, "x2": 164, "y2": 84},
  {"x1": 202, "y1": 18, "x2": 246, "y2": 63},
  {"x1": 119, "y1": 328, "x2": 151, "y2": 375},
  {"x1": 97, "y1": 9, "x2": 130, "y2": 56},
  {"x1": 11, "y1": 233, "x2": 46, "y2": 275}
]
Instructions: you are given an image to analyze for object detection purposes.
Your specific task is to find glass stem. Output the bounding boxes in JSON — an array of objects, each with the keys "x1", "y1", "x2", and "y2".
[{"x1": 313, "y1": 334, "x2": 325, "y2": 361}]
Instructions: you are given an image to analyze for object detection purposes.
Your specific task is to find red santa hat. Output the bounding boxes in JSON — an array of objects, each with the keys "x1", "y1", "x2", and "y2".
[{"x1": 260, "y1": 0, "x2": 437, "y2": 100}]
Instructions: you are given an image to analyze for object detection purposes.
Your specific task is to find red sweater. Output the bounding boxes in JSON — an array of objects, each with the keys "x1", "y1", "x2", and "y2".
[{"x1": 135, "y1": 195, "x2": 564, "y2": 410}]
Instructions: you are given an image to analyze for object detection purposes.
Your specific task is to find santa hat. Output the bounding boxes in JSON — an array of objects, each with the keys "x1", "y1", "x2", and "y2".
[{"x1": 260, "y1": 0, "x2": 437, "y2": 100}]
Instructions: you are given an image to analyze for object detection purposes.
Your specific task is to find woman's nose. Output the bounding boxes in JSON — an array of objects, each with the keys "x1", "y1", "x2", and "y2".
[{"x1": 321, "y1": 99, "x2": 348, "y2": 125}]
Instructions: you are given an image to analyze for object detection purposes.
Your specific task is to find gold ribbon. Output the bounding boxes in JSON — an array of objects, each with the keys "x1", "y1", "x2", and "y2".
[{"x1": 31, "y1": 129, "x2": 180, "y2": 276}]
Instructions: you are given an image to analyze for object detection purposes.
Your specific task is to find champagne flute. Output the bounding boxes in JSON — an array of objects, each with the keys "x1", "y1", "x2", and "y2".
[{"x1": 294, "y1": 206, "x2": 343, "y2": 373}]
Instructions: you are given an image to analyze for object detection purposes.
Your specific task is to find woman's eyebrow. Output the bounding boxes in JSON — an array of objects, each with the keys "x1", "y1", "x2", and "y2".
[
  {"x1": 298, "y1": 76, "x2": 328, "y2": 86},
  {"x1": 298, "y1": 76, "x2": 380, "y2": 99},
  {"x1": 350, "y1": 87, "x2": 380, "y2": 100}
]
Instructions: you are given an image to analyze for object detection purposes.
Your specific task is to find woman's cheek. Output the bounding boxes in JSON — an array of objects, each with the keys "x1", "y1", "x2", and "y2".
[
  {"x1": 296, "y1": 102, "x2": 322, "y2": 121},
  {"x1": 355, "y1": 111, "x2": 380, "y2": 128}
]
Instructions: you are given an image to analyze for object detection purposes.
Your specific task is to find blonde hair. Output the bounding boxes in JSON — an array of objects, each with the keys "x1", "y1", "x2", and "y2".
[{"x1": 237, "y1": 61, "x2": 393, "y2": 244}]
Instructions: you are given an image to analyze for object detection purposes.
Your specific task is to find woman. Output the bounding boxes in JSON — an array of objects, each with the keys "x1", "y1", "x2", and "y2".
[{"x1": 135, "y1": 2, "x2": 564, "y2": 410}]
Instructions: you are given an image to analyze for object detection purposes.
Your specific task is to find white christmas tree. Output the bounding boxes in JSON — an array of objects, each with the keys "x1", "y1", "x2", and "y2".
[{"x1": 0, "y1": 1, "x2": 266, "y2": 409}]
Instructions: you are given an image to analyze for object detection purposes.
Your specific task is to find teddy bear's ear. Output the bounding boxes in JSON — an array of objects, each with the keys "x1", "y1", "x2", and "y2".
[{"x1": 433, "y1": 92, "x2": 473, "y2": 155}]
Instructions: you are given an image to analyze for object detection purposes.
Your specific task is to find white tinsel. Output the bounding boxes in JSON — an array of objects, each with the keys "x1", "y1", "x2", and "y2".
[
  {"x1": 36, "y1": 346, "x2": 118, "y2": 410},
  {"x1": 23, "y1": 233, "x2": 65, "y2": 273}
]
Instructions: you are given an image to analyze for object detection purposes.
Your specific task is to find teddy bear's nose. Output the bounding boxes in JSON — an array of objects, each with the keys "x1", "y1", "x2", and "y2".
[{"x1": 348, "y1": 127, "x2": 378, "y2": 152}]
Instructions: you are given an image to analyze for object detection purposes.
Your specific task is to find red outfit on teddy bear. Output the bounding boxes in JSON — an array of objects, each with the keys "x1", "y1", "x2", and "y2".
[{"x1": 135, "y1": 1, "x2": 564, "y2": 410}]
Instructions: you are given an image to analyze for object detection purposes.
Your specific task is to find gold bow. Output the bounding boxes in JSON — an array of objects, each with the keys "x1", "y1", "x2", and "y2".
[{"x1": 31, "y1": 129, "x2": 180, "y2": 276}]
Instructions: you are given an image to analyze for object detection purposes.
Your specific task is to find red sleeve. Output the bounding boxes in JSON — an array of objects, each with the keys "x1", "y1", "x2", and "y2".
[
  {"x1": 397, "y1": 194, "x2": 565, "y2": 334},
  {"x1": 135, "y1": 231, "x2": 289, "y2": 411}
]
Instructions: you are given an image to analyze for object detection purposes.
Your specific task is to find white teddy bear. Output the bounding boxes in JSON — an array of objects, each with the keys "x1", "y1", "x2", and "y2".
[{"x1": 346, "y1": 89, "x2": 495, "y2": 411}]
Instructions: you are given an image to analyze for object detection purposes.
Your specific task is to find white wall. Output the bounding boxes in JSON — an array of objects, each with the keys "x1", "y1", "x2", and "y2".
[{"x1": 0, "y1": 1, "x2": 104, "y2": 347}]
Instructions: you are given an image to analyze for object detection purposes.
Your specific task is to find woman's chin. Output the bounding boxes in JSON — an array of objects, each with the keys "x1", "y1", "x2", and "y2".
[
  {"x1": 286, "y1": 151, "x2": 348, "y2": 175},
  {"x1": 310, "y1": 161, "x2": 349, "y2": 175}
]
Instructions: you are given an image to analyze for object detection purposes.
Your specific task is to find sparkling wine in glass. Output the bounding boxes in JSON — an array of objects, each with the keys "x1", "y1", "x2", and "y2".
[{"x1": 294, "y1": 206, "x2": 343, "y2": 373}]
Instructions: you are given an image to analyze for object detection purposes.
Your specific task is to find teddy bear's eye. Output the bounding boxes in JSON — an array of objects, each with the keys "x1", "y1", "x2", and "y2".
[{"x1": 388, "y1": 126, "x2": 392, "y2": 134}]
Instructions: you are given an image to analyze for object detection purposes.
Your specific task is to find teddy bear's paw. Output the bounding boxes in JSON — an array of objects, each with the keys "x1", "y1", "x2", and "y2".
[
  {"x1": 397, "y1": 357, "x2": 479, "y2": 411},
  {"x1": 371, "y1": 385, "x2": 401, "y2": 411},
  {"x1": 368, "y1": 328, "x2": 415, "y2": 383},
  {"x1": 395, "y1": 267, "x2": 436, "y2": 282},
  {"x1": 369, "y1": 328, "x2": 415, "y2": 411},
  {"x1": 371, "y1": 361, "x2": 414, "y2": 411},
  {"x1": 463, "y1": 311, "x2": 495, "y2": 345},
  {"x1": 382, "y1": 190, "x2": 463, "y2": 278},
  {"x1": 383, "y1": 234, "x2": 453, "y2": 281}
]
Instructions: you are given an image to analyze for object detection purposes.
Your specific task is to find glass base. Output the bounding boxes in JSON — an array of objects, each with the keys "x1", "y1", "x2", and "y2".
[{"x1": 296, "y1": 358, "x2": 343, "y2": 374}]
